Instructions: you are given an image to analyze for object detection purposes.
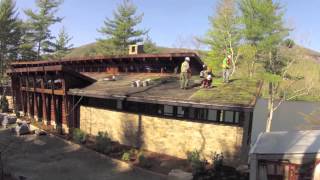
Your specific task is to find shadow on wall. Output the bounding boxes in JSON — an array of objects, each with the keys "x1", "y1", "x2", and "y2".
[{"x1": 120, "y1": 113, "x2": 144, "y2": 149}]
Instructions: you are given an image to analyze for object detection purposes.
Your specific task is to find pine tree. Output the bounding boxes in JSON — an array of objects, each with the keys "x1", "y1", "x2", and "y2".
[
  {"x1": 240, "y1": 0, "x2": 290, "y2": 132},
  {"x1": 203, "y1": 0, "x2": 240, "y2": 74},
  {"x1": 98, "y1": 0, "x2": 147, "y2": 55},
  {"x1": 53, "y1": 27, "x2": 73, "y2": 59},
  {"x1": 0, "y1": 0, "x2": 21, "y2": 75},
  {"x1": 24, "y1": 0, "x2": 63, "y2": 60},
  {"x1": 143, "y1": 35, "x2": 159, "y2": 54}
]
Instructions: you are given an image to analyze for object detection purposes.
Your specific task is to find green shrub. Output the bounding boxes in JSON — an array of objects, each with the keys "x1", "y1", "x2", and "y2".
[
  {"x1": 121, "y1": 149, "x2": 137, "y2": 161},
  {"x1": 0, "y1": 96, "x2": 9, "y2": 113},
  {"x1": 137, "y1": 152, "x2": 152, "y2": 169},
  {"x1": 211, "y1": 152, "x2": 224, "y2": 170},
  {"x1": 186, "y1": 150, "x2": 207, "y2": 176},
  {"x1": 121, "y1": 152, "x2": 131, "y2": 161},
  {"x1": 95, "y1": 131, "x2": 112, "y2": 154},
  {"x1": 72, "y1": 128, "x2": 87, "y2": 144}
]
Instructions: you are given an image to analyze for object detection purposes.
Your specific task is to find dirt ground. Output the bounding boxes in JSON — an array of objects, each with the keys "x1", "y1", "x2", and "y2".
[{"x1": 0, "y1": 128, "x2": 166, "y2": 180}]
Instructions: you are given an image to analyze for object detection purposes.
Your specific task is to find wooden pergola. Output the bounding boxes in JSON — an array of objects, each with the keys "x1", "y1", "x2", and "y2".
[{"x1": 8, "y1": 65, "x2": 95, "y2": 132}]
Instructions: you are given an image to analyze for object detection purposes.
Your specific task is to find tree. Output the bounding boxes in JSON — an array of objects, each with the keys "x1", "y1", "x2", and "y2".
[
  {"x1": 239, "y1": 0, "x2": 311, "y2": 132},
  {"x1": 238, "y1": 44, "x2": 257, "y2": 77},
  {"x1": 203, "y1": 0, "x2": 240, "y2": 75},
  {"x1": 24, "y1": 0, "x2": 63, "y2": 60},
  {"x1": 143, "y1": 35, "x2": 159, "y2": 54},
  {"x1": 53, "y1": 27, "x2": 73, "y2": 59},
  {"x1": 0, "y1": 0, "x2": 21, "y2": 75},
  {"x1": 97, "y1": 0, "x2": 147, "y2": 55}
]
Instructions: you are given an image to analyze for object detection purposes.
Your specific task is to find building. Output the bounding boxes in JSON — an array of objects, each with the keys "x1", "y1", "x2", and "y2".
[
  {"x1": 250, "y1": 130, "x2": 320, "y2": 180},
  {"x1": 7, "y1": 51, "x2": 261, "y2": 165}
]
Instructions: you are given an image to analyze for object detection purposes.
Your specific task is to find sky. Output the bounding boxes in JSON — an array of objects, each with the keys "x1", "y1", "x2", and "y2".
[{"x1": 14, "y1": 0, "x2": 320, "y2": 51}]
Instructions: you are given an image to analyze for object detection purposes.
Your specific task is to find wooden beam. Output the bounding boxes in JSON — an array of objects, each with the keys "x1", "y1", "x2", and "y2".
[{"x1": 20, "y1": 87, "x2": 65, "y2": 95}]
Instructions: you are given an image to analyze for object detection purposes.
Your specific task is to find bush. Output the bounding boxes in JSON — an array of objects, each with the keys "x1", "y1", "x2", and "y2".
[
  {"x1": 121, "y1": 149, "x2": 137, "y2": 161},
  {"x1": 137, "y1": 152, "x2": 152, "y2": 169},
  {"x1": 121, "y1": 152, "x2": 131, "y2": 161},
  {"x1": 95, "y1": 131, "x2": 112, "y2": 154},
  {"x1": 72, "y1": 128, "x2": 87, "y2": 144},
  {"x1": 186, "y1": 150, "x2": 207, "y2": 177},
  {"x1": 284, "y1": 39, "x2": 295, "y2": 48},
  {"x1": 0, "y1": 96, "x2": 9, "y2": 113}
]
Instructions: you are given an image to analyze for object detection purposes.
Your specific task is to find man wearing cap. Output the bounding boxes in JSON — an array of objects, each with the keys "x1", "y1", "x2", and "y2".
[
  {"x1": 180, "y1": 57, "x2": 190, "y2": 89},
  {"x1": 222, "y1": 55, "x2": 231, "y2": 83}
]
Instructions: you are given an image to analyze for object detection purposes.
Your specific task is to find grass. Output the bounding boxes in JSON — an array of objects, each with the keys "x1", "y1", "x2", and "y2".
[{"x1": 191, "y1": 78, "x2": 260, "y2": 106}]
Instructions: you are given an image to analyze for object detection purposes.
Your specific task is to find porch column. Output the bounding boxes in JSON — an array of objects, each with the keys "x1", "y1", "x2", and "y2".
[{"x1": 41, "y1": 77, "x2": 48, "y2": 124}]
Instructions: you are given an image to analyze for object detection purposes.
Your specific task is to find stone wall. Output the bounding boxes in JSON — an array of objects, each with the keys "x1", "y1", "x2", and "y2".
[{"x1": 80, "y1": 106, "x2": 244, "y2": 162}]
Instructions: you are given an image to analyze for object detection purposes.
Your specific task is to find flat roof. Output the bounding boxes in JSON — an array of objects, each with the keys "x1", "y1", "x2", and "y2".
[
  {"x1": 250, "y1": 130, "x2": 320, "y2": 155},
  {"x1": 68, "y1": 73, "x2": 261, "y2": 111}
]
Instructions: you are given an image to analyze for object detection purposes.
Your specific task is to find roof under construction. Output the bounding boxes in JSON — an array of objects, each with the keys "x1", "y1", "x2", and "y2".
[{"x1": 69, "y1": 73, "x2": 261, "y2": 111}]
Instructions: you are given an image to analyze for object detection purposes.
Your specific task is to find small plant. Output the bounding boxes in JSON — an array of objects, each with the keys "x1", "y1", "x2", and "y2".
[
  {"x1": 186, "y1": 150, "x2": 207, "y2": 176},
  {"x1": 211, "y1": 152, "x2": 224, "y2": 170},
  {"x1": 137, "y1": 152, "x2": 152, "y2": 169},
  {"x1": 95, "y1": 131, "x2": 112, "y2": 154},
  {"x1": 72, "y1": 128, "x2": 87, "y2": 144},
  {"x1": 121, "y1": 152, "x2": 131, "y2": 161},
  {"x1": 0, "y1": 96, "x2": 9, "y2": 113},
  {"x1": 121, "y1": 149, "x2": 137, "y2": 161}
]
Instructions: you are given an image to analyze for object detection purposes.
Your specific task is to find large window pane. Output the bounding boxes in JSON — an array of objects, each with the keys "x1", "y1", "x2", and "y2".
[
  {"x1": 224, "y1": 111, "x2": 234, "y2": 123},
  {"x1": 234, "y1": 112, "x2": 240, "y2": 123},
  {"x1": 164, "y1": 105, "x2": 174, "y2": 116},
  {"x1": 189, "y1": 108, "x2": 195, "y2": 119},
  {"x1": 197, "y1": 109, "x2": 207, "y2": 120},
  {"x1": 208, "y1": 109, "x2": 218, "y2": 121},
  {"x1": 177, "y1": 107, "x2": 185, "y2": 118}
]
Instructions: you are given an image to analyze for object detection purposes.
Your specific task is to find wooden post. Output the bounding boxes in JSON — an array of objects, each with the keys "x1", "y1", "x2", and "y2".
[
  {"x1": 50, "y1": 74, "x2": 56, "y2": 127},
  {"x1": 19, "y1": 76, "x2": 24, "y2": 115},
  {"x1": 33, "y1": 75, "x2": 38, "y2": 121},
  {"x1": 40, "y1": 77, "x2": 48, "y2": 124},
  {"x1": 26, "y1": 75, "x2": 31, "y2": 117},
  {"x1": 61, "y1": 72, "x2": 69, "y2": 133}
]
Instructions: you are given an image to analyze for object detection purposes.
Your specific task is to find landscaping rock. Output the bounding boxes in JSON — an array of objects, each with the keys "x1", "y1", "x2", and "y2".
[
  {"x1": 168, "y1": 169, "x2": 193, "y2": 180},
  {"x1": 0, "y1": 113, "x2": 6, "y2": 122},
  {"x1": 15, "y1": 121, "x2": 30, "y2": 136},
  {"x1": 35, "y1": 129, "x2": 47, "y2": 136}
]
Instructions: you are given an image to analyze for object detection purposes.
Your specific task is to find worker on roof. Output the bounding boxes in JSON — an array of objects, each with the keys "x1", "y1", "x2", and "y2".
[
  {"x1": 180, "y1": 57, "x2": 191, "y2": 89},
  {"x1": 222, "y1": 54, "x2": 231, "y2": 83}
]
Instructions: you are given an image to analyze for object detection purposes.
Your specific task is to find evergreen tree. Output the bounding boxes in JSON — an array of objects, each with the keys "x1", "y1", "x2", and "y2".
[
  {"x1": 98, "y1": 0, "x2": 147, "y2": 55},
  {"x1": 18, "y1": 21, "x2": 37, "y2": 60},
  {"x1": 143, "y1": 35, "x2": 159, "y2": 54},
  {"x1": 203, "y1": 0, "x2": 240, "y2": 74},
  {"x1": 0, "y1": 0, "x2": 21, "y2": 75},
  {"x1": 240, "y1": 0, "x2": 290, "y2": 132},
  {"x1": 24, "y1": 0, "x2": 63, "y2": 60},
  {"x1": 53, "y1": 27, "x2": 73, "y2": 59}
]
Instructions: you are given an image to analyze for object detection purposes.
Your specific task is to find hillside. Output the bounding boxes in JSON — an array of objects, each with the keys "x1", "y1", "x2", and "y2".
[{"x1": 65, "y1": 42, "x2": 320, "y2": 102}]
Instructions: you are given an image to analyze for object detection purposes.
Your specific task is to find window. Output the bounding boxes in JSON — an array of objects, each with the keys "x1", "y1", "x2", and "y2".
[
  {"x1": 116, "y1": 100, "x2": 122, "y2": 110},
  {"x1": 164, "y1": 105, "x2": 174, "y2": 116},
  {"x1": 234, "y1": 112, "x2": 240, "y2": 123},
  {"x1": 224, "y1": 111, "x2": 234, "y2": 123},
  {"x1": 131, "y1": 46, "x2": 136, "y2": 53},
  {"x1": 197, "y1": 109, "x2": 207, "y2": 120},
  {"x1": 177, "y1": 107, "x2": 185, "y2": 118},
  {"x1": 223, "y1": 111, "x2": 241, "y2": 124},
  {"x1": 208, "y1": 109, "x2": 218, "y2": 121},
  {"x1": 189, "y1": 108, "x2": 196, "y2": 119}
]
